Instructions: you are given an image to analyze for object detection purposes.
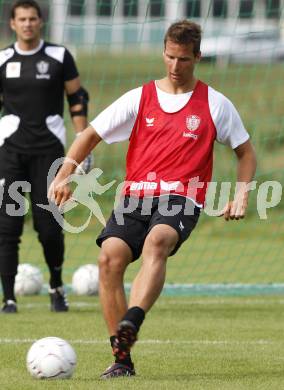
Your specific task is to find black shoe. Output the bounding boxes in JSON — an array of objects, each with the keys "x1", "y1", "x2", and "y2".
[
  {"x1": 49, "y1": 286, "x2": 69, "y2": 312},
  {"x1": 101, "y1": 362, "x2": 135, "y2": 379},
  {"x1": 112, "y1": 320, "x2": 138, "y2": 360},
  {"x1": 1, "y1": 300, "x2": 17, "y2": 314}
]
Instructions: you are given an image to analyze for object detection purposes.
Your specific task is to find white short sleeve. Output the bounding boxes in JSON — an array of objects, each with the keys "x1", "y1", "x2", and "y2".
[
  {"x1": 90, "y1": 87, "x2": 142, "y2": 144},
  {"x1": 208, "y1": 87, "x2": 249, "y2": 149}
]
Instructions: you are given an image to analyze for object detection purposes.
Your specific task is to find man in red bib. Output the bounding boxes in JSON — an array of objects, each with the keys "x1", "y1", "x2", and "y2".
[{"x1": 49, "y1": 20, "x2": 256, "y2": 379}]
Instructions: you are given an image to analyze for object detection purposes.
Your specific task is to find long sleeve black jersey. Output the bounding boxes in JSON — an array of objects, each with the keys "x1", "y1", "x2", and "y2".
[{"x1": 0, "y1": 40, "x2": 79, "y2": 154}]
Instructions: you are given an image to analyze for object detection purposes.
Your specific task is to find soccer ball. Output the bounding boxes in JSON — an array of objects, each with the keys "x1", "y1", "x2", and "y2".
[
  {"x1": 14, "y1": 263, "x2": 44, "y2": 296},
  {"x1": 72, "y1": 264, "x2": 99, "y2": 295},
  {"x1": 26, "y1": 337, "x2": 77, "y2": 379}
]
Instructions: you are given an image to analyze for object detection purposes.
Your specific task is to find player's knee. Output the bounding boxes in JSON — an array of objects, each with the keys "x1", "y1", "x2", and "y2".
[
  {"x1": 148, "y1": 232, "x2": 166, "y2": 247},
  {"x1": 98, "y1": 251, "x2": 126, "y2": 278},
  {"x1": 146, "y1": 230, "x2": 177, "y2": 257}
]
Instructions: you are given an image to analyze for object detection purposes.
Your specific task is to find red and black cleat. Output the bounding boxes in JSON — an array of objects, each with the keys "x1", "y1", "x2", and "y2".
[
  {"x1": 112, "y1": 320, "x2": 138, "y2": 360},
  {"x1": 101, "y1": 362, "x2": 135, "y2": 379}
]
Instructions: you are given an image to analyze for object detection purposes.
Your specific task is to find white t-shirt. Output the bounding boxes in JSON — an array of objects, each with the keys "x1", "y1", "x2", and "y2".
[{"x1": 90, "y1": 83, "x2": 249, "y2": 149}]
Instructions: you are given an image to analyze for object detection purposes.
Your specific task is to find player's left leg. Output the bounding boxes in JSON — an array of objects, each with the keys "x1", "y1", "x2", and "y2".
[
  {"x1": 111, "y1": 224, "x2": 178, "y2": 360},
  {"x1": 129, "y1": 224, "x2": 178, "y2": 311},
  {"x1": 98, "y1": 237, "x2": 135, "y2": 379},
  {"x1": 28, "y1": 151, "x2": 68, "y2": 312},
  {"x1": 113, "y1": 196, "x2": 200, "y2": 368}
]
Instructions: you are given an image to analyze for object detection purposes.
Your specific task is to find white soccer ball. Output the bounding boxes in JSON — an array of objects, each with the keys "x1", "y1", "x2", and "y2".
[
  {"x1": 14, "y1": 263, "x2": 44, "y2": 296},
  {"x1": 72, "y1": 264, "x2": 99, "y2": 295},
  {"x1": 26, "y1": 337, "x2": 77, "y2": 379}
]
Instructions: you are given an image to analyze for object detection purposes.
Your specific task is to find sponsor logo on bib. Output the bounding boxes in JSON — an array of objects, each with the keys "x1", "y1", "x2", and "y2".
[
  {"x1": 146, "y1": 117, "x2": 155, "y2": 127},
  {"x1": 6, "y1": 62, "x2": 21, "y2": 78}
]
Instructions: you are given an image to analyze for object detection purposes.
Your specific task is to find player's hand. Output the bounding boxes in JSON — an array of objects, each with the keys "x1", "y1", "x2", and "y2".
[
  {"x1": 75, "y1": 153, "x2": 93, "y2": 174},
  {"x1": 48, "y1": 176, "x2": 73, "y2": 210},
  {"x1": 217, "y1": 192, "x2": 248, "y2": 221}
]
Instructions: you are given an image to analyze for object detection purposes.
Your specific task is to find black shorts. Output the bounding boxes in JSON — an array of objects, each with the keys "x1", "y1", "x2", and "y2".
[{"x1": 96, "y1": 195, "x2": 200, "y2": 261}]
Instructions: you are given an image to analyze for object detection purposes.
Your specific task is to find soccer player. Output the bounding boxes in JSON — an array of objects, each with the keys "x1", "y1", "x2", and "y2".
[
  {"x1": 0, "y1": 0, "x2": 90, "y2": 313},
  {"x1": 49, "y1": 20, "x2": 257, "y2": 378}
]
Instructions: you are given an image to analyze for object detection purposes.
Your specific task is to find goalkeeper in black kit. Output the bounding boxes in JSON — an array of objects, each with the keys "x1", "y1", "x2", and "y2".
[{"x1": 0, "y1": 0, "x2": 91, "y2": 313}]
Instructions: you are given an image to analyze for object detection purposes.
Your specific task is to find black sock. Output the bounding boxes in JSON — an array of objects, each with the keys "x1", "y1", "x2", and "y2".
[
  {"x1": 48, "y1": 265, "x2": 63, "y2": 289},
  {"x1": 43, "y1": 234, "x2": 64, "y2": 288},
  {"x1": 110, "y1": 335, "x2": 133, "y2": 368},
  {"x1": 1, "y1": 274, "x2": 16, "y2": 302},
  {"x1": 122, "y1": 306, "x2": 145, "y2": 332},
  {"x1": 110, "y1": 335, "x2": 116, "y2": 348}
]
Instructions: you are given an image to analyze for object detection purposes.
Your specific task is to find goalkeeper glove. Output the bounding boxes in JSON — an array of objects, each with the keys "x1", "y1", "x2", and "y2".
[
  {"x1": 75, "y1": 153, "x2": 93, "y2": 174},
  {"x1": 75, "y1": 132, "x2": 94, "y2": 174}
]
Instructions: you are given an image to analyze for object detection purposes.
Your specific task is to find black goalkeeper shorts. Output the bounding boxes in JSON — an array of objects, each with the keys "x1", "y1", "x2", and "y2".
[{"x1": 96, "y1": 195, "x2": 200, "y2": 261}]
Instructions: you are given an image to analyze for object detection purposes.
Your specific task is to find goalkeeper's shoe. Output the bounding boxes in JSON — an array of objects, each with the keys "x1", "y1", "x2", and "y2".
[
  {"x1": 112, "y1": 320, "x2": 138, "y2": 360},
  {"x1": 1, "y1": 300, "x2": 17, "y2": 314},
  {"x1": 49, "y1": 286, "x2": 69, "y2": 312},
  {"x1": 101, "y1": 362, "x2": 135, "y2": 379}
]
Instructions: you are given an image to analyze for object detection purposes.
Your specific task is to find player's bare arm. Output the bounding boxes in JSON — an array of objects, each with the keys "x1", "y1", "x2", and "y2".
[
  {"x1": 48, "y1": 126, "x2": 101, "y2": 207},
  {"x1": 220, "y1": 139, "x2": 257, "y2": 221}
]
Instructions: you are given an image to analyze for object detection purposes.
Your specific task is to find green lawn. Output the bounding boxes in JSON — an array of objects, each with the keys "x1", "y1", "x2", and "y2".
[{"x1": 1, "y1": 295, "x2": 284, "y2": 389}]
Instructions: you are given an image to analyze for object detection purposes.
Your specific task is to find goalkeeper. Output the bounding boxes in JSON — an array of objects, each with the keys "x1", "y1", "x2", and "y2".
[
  {"x1": 0, "y1": 0, "x2": 91, "y2": 313},
  {"x1": 50, "y1": 20, "x2": 257, "y2": 378}
]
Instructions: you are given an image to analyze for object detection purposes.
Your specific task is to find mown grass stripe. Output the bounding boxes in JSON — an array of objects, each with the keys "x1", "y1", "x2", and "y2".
[{"x1": 0, "y1": 338, "x2": 278, "y2": 345}]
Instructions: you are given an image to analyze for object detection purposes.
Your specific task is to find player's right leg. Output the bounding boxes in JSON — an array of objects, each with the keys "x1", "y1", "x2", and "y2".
[
  {"x1": 0, "y1": 147, "x2": 26, "y2": 314},
  {"x1": 99, "y1": 238, "x2": 132, "y2": 336},
  {"x1": 109, "y1": 224, "x2": 179, "y2": 367},
  {"x1": 98, "y1": 237, "x2": 135, "y2": 378}
]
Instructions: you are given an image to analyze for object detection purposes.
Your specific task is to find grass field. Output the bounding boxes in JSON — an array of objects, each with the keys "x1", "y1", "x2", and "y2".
[
  {"x1": 4, "y1": 202, "x2": 281, "y2": 389},
  {"x1": 1, "y1": 295, "x2": 284, "y2": 389},
  {"x1": 4, "y1": 200, "x2": 281, "y2": 389}
]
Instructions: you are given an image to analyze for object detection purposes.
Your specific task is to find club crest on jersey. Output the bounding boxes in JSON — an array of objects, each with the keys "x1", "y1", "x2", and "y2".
[
  {"x1": 36, "y1": 61, "x2": 50, "y2": 79},
  {"x1": 186, "y1": 115, "x2": 201, "y2": 131}
]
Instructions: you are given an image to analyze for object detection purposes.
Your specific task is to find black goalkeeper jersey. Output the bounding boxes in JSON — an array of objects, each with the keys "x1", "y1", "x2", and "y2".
[{"x1": 0, "y1": 40, "x2": 79, "y2": 154}]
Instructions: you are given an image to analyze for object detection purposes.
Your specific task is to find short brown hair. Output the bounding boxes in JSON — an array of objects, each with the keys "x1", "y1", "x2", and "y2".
[
  {"x1": 164, "y1": 20, "x2": 202, "y2": 56},
  {"x1": 11, "y1": 0, "x2": 42, "y2": 19}
]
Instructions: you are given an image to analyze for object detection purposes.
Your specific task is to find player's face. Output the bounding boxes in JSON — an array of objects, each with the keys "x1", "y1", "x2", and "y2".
[
  {"x1": 10, "y1": 7, "x2": 42, "y2": 45},
  {"x1": 163, "y1": 40, "x2": 201, "y2": 87}
]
